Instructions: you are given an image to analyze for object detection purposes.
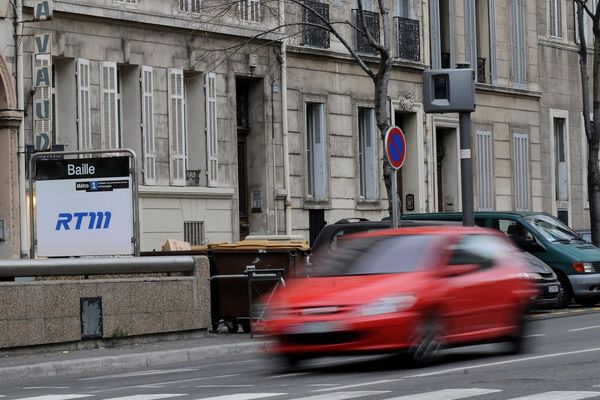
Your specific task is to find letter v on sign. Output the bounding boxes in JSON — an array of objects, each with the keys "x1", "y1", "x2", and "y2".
[
  {"x1": 384, "y1": 126, "x2": 407, "y2": 170},
  {"x1": 35, "y1": 33, "x2": 52, "y2": 54}
]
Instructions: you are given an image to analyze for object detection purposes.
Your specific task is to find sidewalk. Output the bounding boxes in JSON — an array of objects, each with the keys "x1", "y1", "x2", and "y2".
[{"x1": 0, "y1": 331, "x2": 271, "y2": 383}]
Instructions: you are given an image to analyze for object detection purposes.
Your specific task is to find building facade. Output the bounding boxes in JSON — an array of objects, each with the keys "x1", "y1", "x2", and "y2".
[{"x1": 0, "y1": 0, "x2": 593, "y2": 258}]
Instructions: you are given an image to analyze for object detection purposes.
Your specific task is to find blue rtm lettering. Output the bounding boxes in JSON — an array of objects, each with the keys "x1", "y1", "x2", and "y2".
[{"x1": 55, "y1": 212, "x2": 112, "y2": 231}]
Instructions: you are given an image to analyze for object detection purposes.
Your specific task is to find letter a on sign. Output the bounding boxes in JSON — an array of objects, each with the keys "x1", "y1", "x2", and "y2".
[{"x1": 34, "y1": 0, "x2": 53, "y2": 21}]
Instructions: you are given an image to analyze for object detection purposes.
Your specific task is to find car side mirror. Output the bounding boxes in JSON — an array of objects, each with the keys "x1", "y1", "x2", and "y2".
[{"x1": 442, "y1": 264, "x2": 479, "y2": 277}]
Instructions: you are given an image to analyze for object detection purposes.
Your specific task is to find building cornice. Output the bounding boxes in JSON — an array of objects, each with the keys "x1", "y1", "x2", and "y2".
[{"x1": 139, "y1": 186, "x2": 234, "y2": 199}]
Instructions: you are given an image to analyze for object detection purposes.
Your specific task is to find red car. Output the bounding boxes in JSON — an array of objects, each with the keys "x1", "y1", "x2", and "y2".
[{"x1": 263, "y1": 226, "x2": 537, "y2": 367}]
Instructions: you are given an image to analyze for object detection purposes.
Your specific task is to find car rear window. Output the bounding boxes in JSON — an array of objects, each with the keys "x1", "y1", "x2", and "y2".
[{"x1": 315, "y1": 235, "x2": 435, "y2": 276}]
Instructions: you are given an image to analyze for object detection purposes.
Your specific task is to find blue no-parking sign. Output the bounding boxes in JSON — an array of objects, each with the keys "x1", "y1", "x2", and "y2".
[{"x1": 384, "y1": 126, "x2": 407, "y2": 170}]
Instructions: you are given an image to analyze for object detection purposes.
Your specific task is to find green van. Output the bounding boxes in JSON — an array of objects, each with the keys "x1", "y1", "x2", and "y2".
[{"x1": 399, "y1": 211, "x2": 600, "y2": 308}]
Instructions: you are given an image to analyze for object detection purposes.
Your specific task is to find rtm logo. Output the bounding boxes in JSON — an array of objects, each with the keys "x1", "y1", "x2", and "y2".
[{"x1": 55, "y1": 212, "x2": 112, "y2": 231}]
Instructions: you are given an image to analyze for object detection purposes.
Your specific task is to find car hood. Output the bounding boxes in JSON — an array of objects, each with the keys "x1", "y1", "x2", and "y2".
[
  {"x1": 554, "y1": 241, "x2": 600, "y2": 262},
  {"x1": 273, "y1": 273, "x2": 428, "y2": 308}
]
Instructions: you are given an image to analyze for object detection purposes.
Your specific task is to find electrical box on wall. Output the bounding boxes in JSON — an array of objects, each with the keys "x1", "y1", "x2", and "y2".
[
  {"x1": 248, "y1": 54, "x2": 258, "y2": 68},
  {"x1": 423, "y1": 68, "x2": 476, "y2": 113}
]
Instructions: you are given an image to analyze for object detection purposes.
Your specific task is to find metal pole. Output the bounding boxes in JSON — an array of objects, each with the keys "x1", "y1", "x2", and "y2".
[
  {"x1": 16, "y1": 0, "x2": 28, "y2": 258},
  {"x1": 392, "y1": 169, "x2": 399, "y2": 228},
  {"x1": 459, "y1": 112, "x2": 474, "y2": 226}
]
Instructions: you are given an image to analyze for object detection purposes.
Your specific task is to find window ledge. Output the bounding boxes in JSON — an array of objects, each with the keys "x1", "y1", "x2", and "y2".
[
  {"x1": 356, "y1": 199, "x2": 382, "y2": 210},
  {"x1": 303, "y1": 198, "x2": 331, "y2": 209},
  {"x1": 475, "y1": 83, "x2": 542, "y2": 99},
  {"x1": 539, "y1": 38, "x2": 578, "y2": 53},
  {"x1": 139, "y1": 185, "x2": 234, "y2": 199}
]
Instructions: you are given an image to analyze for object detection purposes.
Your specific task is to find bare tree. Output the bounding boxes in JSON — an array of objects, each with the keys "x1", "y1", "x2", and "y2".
[
  {"x1": 179, "y1": 0, "x2": 398, "y2": 216},
  {"x1": 575, "y1": 0, "x2": 600, "y2": 245}
]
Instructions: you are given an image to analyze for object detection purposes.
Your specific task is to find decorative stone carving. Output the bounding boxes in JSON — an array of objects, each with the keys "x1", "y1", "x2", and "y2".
[{"x1": 397, "y1": 91, "x2": 415, "y2": 111}]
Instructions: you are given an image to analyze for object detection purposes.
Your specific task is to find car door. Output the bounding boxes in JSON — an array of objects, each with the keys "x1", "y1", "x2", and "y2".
[{"x1": 440, "y1": 234, "x2": 505, "y2": 339}]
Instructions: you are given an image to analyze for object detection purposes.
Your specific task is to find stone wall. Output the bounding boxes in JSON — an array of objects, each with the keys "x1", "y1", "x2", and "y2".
[{"x1": 0, "y1": 257, "x2": 211, "y2": 349}]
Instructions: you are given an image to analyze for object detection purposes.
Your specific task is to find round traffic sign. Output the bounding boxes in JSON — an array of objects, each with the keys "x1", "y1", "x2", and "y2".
[{"x1": 384, "y1": 126, "x2": 407, "y2": 170}]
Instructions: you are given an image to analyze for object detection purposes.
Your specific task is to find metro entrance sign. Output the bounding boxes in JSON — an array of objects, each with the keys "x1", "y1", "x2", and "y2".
[
  {"x1": 384, "y1": 126, "x2": 407, "y2": 228},
  {"x1": 384, "y1": 126, "x2": 407, "y2": 170}
]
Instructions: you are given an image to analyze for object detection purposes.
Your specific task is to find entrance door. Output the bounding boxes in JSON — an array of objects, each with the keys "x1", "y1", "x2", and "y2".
[{"x1": 435, "y1": 126, "x2": 460, "y2": 212}]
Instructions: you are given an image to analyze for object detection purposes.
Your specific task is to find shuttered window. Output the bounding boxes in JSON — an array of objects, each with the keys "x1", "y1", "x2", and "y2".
[
  {"x1": 358, "y1": 107, "x2": 378, "y2": 200},
  {"x1": 306, "y1": 102, "x2": 327, "y2": 199},
  {"x1": 429, "y1": 0, "x2": 442, "y2": 69},
  {"x1": 549, "y1": 0, "x2": 563, "y2": 38},
  {"x1": 141, "y1": 66, "x2": 156, "y2": 185},
  {"x1": 239, "y1": 0, "x2": 260, "y2": 22},
  {"x1": 179, "y1": 0, "x2": 201, "y2": 12},
  {"x1": 168, "y1": 68, "x2": 186, "y2": 186},
  {"x1": 476, "y1": 129, "x2": 494, "y2": 211},
  {"x1": 464, "y1": 0, "x2": 477, "y2": 72},
  {"x1": 100, "y1": 61, "x2": 120, "y2": 150},
  {"x1": 513, "y1": 131, "x2": 530, "y2": 211},
  {"x1": 205, "y1": 72, "x2": 218, "y2": 187},
  {"x1": 33, "y1": 54, "x2": 52, "y2": 151},
  {"x1": 77, "y1": 58, "x2": 92, "y2": 151},
  {"x1": 511, "y1": 0, "x2": 527, "y2": 88}
]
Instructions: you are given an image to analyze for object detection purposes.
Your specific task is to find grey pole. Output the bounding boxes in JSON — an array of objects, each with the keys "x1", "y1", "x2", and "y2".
[
  {"x1": 459, "y1": 112, "x2": 474, "y2": 226},
  {"x1": 391, "y1": 169, "x2": 399, "y2": 228}
]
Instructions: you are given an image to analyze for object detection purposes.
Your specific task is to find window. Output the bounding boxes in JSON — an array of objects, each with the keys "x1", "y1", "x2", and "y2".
[
  {"x1": 205, "y1": 72, "x2": 218, "y2": 187},
  {"x1": 395, "y1": 5, "x2": 420, "y2": 61},
  {"x1": 239, "y1": 0, "x2": 260, "y2": 22},
  {"x1": 301, "y1": 0, "x2": 330, "y2": 49},
  {"x1": 141, "y1": 66, "x2": 155, "y2": 185},
  {"x1": 179, "y1": 0, "x2": 201, "y2": 13},
  {"x1": 513, "y1": 131, "x2": 530, "y2": 211},
  {"x1": 76, "y1": 58, "x2": 92, "y2": 151},
  {"x1": 355, "y1": 9, "x2": 380, "y2": 54},
  {"x1": 184, "y1": 221, "x2": 204, "y2": 245},
  {"x1": 448, "y1": 235, "x2": 499, "y2": 270},
  {"x1": 168, "y1": 68, "x2": 186, "y2": 186},
  {"x1": 113, "y1": 0, "x2": 137, "y2": 5},
  {"x1": 396, "y1": 0, "x2": 413, "y2": 18},
  {"x1": 430, "y1": 0, "x2": 453, "y2": 69},
  {"x1": 554, "y1": 117, "x2": 569, "y2": 201},
  {"x1": 100, "y1": 61, "x2": 120, "y2": 150},
  {"x1": 575, "y1": 1, "x2": 597, "y2": 46},
  {"x1": 358, "y1": 107, "x2": 378, "y2": 200},
  {"x1": 306, "y1": 102, "x2": 327, "y2": 199},
  {"x1": 549, "y1": 0, "x2": 563, "y2": 38},
  {"x1": 465, "y1": 0, "x2": 497, "y2": 84},
  {"x1": 511, "y1": 0, "x2": 527, "y2": 87},
  {"x1": 476, "y1": 129, "x2": 493, "y2": 211}
]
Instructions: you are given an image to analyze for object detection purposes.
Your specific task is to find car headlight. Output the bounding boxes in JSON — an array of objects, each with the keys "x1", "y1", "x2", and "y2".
[
  {"x1": 573, "y1": 262, "x2": 595, "y2": 273},
  {"x1": 358, "y1": 295, "x2": 417, "y2": 316},
  {"x1": 518, "y1": 272, "x2": 543, "y2": 280}
]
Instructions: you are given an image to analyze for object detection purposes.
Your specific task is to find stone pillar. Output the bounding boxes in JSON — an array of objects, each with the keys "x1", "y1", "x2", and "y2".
[{"x1": 0, "y1": 112, "x2": 21, "y2": 259}]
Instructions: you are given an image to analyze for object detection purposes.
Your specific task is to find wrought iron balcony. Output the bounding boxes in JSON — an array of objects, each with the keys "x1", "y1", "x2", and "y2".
[
  {"x1": 301, "y1": 0, "x2": 330, "y2": 49},
  {"x1": 395, "y1": 17, "x2": 420, "y2": 62},
  {"x1": 477, "y1": 57, "x2": 487, "y2": 83},
  {"x1": 353, "y1": 9, "x2": 380, "y2": 54}
]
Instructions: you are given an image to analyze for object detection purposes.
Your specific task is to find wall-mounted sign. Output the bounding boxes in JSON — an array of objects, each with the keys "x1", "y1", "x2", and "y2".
[
  {"x1": 33, "y1": 32, "x2": 53, "y2": 151},
  {"x1": 34, "y1": 156, "x2": 134, "y2": 257},
  {"x1": 33, "y1": 0, "x2": 53, "y2": 21}
]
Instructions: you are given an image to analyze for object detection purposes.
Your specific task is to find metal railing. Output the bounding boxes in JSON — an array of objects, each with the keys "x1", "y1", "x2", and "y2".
[
  {"x1": 301, "y1": 0, "x2": 330, "y2": 49},
  {"x1": 0, "y1": 256, "x2": 196, "y2": 278},
  {"x1": 395, "y1": 17, "x2": 420, "y2": 62},
  {"x1": 354, "y1": 9, "x2": 380, "y2": 54}
]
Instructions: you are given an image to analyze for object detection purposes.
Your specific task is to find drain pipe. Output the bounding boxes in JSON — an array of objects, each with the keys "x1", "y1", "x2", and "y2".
[
  {"x1": 16, "y1": 0, "x2": 28, "y2": 258},
  {"x1": 279, "y1": 0, "x2": 291, "y2": 236}
]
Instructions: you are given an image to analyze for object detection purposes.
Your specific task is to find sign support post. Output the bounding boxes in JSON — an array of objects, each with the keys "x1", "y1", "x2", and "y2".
[
  {"x1": 459, "y1": 112, "x2": 474, "y2": 226},
  {"x1": 384, "y1": 126, "x2": 407, "y2": 229}
]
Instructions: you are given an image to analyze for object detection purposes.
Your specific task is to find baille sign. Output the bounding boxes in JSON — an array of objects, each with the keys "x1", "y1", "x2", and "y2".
[{"x1": 34, "y1": 156, "x2": 134, "y2": 257}]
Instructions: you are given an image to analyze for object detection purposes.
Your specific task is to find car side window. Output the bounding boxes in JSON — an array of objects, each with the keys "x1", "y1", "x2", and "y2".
[
  {"x1": 448, "y1": 235, "x2": 497, "y2": 270},
  {"x1": 491, "y1": 219, "x2": 532, "y2": 250}
]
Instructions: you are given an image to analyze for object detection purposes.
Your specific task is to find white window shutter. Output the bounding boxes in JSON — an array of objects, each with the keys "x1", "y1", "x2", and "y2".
[
  {"x1": 476, "y1": 129, "x2": 494, "y2": 210},
  {"x1": 100, "y1": 61, "x2": 119, "y2": 150},
  {"x1": 313, "y1": 104, "x2": 327, "y2": 199},
  {"x1": 513, "y1": 131, "x2": 530, "y2": 210},
  {"x1": 77, "y1": 58, "x2": 92, "y2": 150},
  {"x1": 205, "y1": 72, "x2": 218, "y2": 187},
  {"x1": 359, "y1": 108, "x2": 378, "y2": 200},
  {"x1": 511, "y1": 0, "x2": 527, "y2": 87},
  {"x1": 141, "y1": 65, "x2": 156, "y2": 185},
  {"x1": 168, "y1": 68, "x2": 186, "y2": 186}
]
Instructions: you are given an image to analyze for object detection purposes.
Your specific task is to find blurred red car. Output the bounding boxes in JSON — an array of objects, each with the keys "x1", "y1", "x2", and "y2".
[{"x1": 263, "y1": 226, "x2": 537, "y2": 367}]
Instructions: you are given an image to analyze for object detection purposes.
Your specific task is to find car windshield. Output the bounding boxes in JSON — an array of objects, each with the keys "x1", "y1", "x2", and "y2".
[
  {"x1": 524, "y1": 214, "x2": 581, "y2": 242},
  {"x1": 315, "y1": 235, "x2": 435, "y2": 276}
]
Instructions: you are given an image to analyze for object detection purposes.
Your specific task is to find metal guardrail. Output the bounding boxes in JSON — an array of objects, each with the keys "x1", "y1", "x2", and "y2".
[{"x1": 0, "y1": 256, "x2": 196, "y2": 277}]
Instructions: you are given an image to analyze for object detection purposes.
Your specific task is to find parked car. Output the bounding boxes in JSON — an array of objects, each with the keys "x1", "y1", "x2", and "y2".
[
  {"x1": 576, "y1": 229, "x2": 592, "y2": 244},
  {"x1": 311, "y1": 217, "x2": 560, "y2": 310},
  {"x1": 399, "y1": 212, "x2": 600, "y2": 308},
  {"x1": 263, "y1": 226, "x2": 537, "y2": 368}
]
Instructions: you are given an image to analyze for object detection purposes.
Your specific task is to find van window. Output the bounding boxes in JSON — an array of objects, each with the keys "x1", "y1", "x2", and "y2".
[
  {"x1": 524, "y1": 214, "x2": 581, "y2": 243},
  {"x1": 491, "y1": 219, "x2": 532, "y2": 250}
]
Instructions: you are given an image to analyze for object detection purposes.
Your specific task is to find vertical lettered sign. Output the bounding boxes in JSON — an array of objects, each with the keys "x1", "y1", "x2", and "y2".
[
  {"x1": 33, "y1": 0, "x2": 53, "y2": 21},
  {"x1": 33, "y1": 32, "x2": 52, "y2": 151}
]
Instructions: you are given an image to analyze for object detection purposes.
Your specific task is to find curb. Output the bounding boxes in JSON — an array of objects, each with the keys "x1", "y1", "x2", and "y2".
[
  {"x1": 529, "y1": 307, "x2": 600, "y2": 320},
  {"x1": 0, "y1": 341, "x2": 270, "y2": 384}
]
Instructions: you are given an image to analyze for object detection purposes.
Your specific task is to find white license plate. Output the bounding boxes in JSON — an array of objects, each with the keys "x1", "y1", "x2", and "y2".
[
  {"x1": 548, "y1": 285, "x2": 559, "y2": 293},
  {"x1": 287, "y1": 322, "x2": 340, "y2": 334}
]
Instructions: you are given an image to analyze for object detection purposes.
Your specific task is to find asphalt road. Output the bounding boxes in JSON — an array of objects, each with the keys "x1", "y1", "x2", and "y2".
[{"x1": 3, "y1": 311, "x2": 600, "y2": 399}]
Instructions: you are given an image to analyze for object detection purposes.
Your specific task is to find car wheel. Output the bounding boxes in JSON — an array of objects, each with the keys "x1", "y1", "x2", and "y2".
[
  {"x1": 408, "y1": 314, "x2": 445, "y2": 365},
  {"x1": 553, "y1": 274, "x2": 573, "y2": 309},
  {"x1": 506, "y1": 308, "x2": 529, "y2": 355},
  {"x1": 576, "y1": 296, "x2": 600, "y2": 307}
]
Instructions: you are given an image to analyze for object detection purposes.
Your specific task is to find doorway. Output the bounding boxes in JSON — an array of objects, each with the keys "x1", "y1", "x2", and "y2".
[
  {"x1": 435, "y1": 126, "x2": 460, "y2": 212},
  {"x1": 393, "y1": 110, "x2": 422, "y2": 214}
]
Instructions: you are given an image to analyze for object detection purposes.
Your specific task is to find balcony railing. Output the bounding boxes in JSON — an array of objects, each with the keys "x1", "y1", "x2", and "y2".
[
  {"x1": 477, "y1": 57, "x2": 487, "y2": 83},
  {"x1": 301, "y1": 0, "x2": 330, "y2": 49},
  {"x1": 395, "y1": 17, "x2": 420, "y2": 62},
  {"x1": 353, "y1": 9, "x2": 380, "y2": 54}
]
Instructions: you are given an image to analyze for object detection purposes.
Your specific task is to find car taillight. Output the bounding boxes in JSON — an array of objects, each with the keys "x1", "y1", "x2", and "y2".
[{"x1": 572, "y1": 262, "x2": 594, "y2": 273}]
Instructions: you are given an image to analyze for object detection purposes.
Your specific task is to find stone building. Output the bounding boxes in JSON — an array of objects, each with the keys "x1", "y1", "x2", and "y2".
[{"x1": 0, "y1": 0, "x2": 593, "y2": 258}]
